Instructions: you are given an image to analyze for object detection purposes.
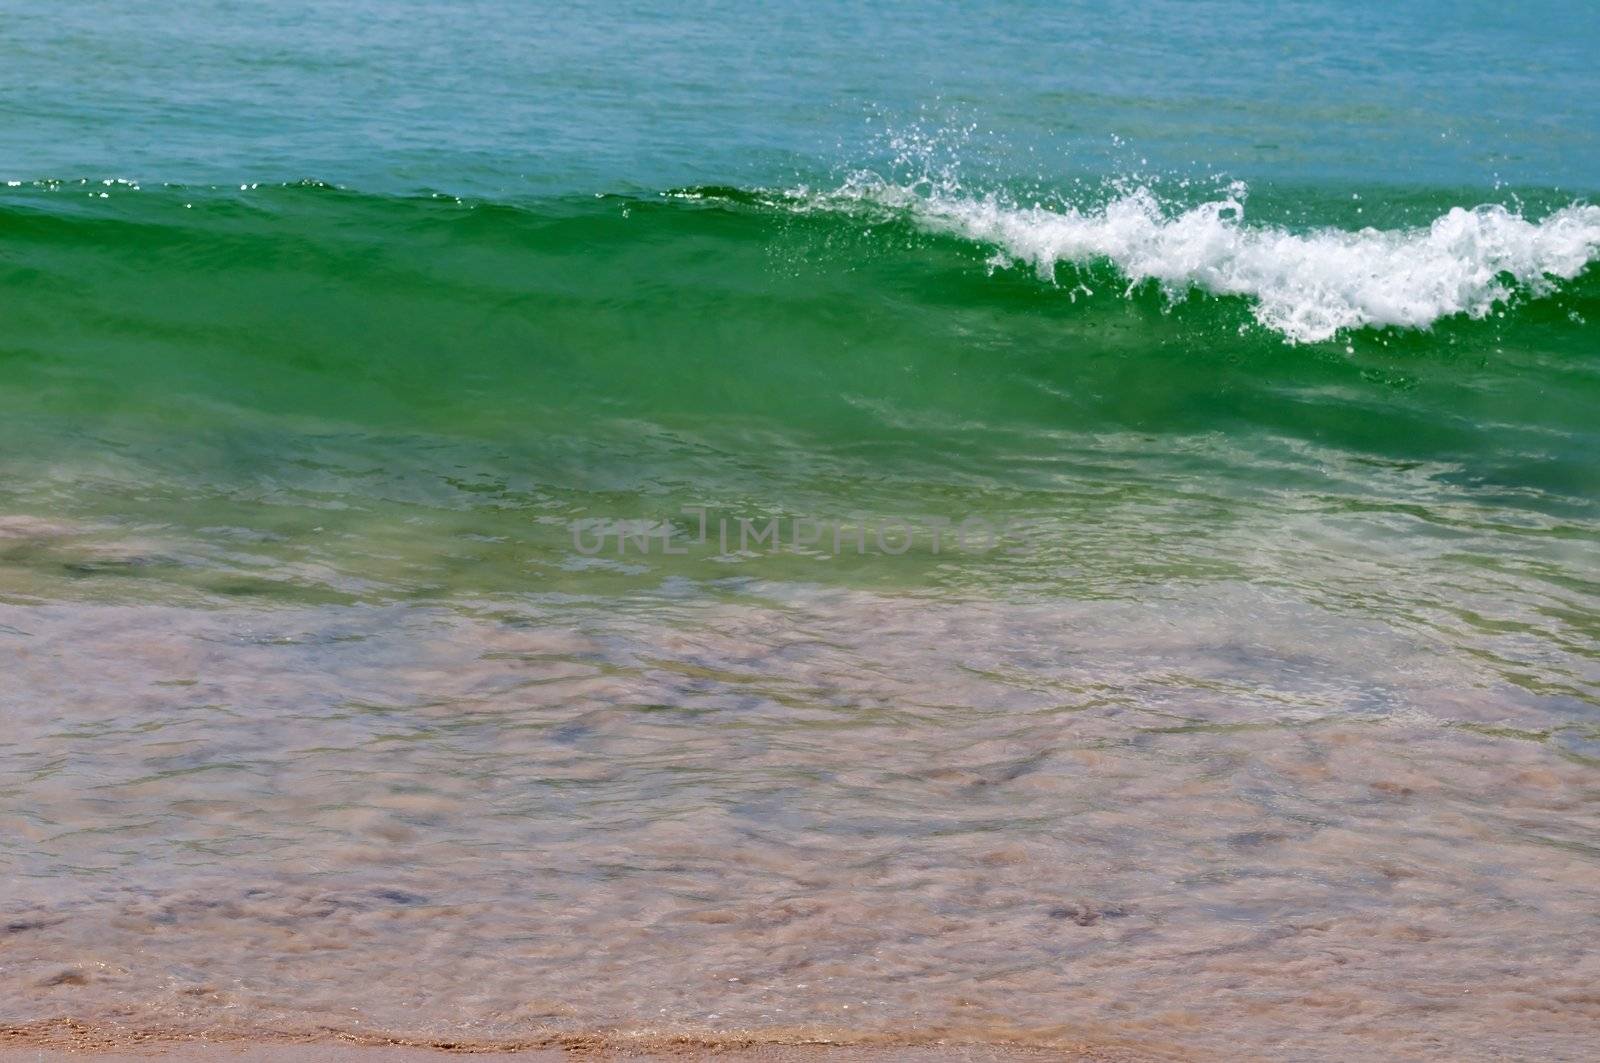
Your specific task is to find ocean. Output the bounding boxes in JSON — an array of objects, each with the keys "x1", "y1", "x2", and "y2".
[{"x1": 2, "y1": 2, "x2": 1598, "y2": 1059}]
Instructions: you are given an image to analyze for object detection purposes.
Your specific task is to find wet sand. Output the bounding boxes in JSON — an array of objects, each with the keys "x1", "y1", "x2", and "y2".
[
  {"x1": 0, "y1": 1021, "x2": 1152, "y2": 1062},
  {"x1": 0, "y1": 1051, "x2": 1094, "y2": 1063},
  {"x1": 0, "y1": 1048, "x2": 1104, "y2": 1063}
]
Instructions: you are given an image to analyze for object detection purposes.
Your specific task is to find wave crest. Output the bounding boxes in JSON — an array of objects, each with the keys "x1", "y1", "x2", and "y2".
[{"x1": 822, "y1": 178, "x2": 1600, "y2": 343}]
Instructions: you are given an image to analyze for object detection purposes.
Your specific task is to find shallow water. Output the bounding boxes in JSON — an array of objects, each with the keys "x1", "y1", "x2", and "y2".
[
  {"x1": 5, "y1": 520, "x2": 1599, "y2": 1057},
  {"x1": 3, "y1": 2, "x2": 1600, "y2": 1060}
]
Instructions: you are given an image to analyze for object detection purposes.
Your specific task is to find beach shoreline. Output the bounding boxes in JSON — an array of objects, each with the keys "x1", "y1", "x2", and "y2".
[{"x1": 0, "y1": 1020, "x2": 1167, "y2": 1062}]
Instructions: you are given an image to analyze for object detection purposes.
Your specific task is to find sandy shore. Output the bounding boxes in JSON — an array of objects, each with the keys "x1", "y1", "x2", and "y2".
[
  {"x1": 0, "y1": 1049, "x2": 1116, "y2": 1063},
  {"x1": 0, "y1": 1023, "x2": 1169, "y2": 1062}
]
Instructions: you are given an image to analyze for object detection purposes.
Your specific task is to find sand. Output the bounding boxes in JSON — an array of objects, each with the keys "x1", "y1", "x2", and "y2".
[{"x1": 0, "y1": 1021, "x2": 1158, "y2": 1062}]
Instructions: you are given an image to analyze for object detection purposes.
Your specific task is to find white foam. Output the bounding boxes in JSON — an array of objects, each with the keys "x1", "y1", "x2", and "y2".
[{"x1": 825, "y1": 178, "x2": 1600, "y2": 343}]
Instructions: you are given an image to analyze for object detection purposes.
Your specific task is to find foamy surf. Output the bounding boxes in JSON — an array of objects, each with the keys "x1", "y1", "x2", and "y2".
[{"x1": 819, "y1": 177, "x2": 1600, "y2": 342}]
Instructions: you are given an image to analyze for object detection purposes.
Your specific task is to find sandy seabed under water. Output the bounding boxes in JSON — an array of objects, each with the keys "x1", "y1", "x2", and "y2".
[{"x1": 2, "y1": 518, "x2": 1598, "y2": 1061}]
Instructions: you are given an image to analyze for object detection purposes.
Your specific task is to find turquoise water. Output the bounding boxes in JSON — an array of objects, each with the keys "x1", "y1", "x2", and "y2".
[
  {"x1": 2, "y1": 3, "x2": 1599, "y2": 1058},
  {"x1": 8, "y1": 1, "x2": 1599, "y2": 194}
]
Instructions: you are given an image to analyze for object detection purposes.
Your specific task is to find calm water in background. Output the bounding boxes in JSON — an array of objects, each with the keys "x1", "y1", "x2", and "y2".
[{"x1": 2, "y1": 3, "x2": 1599, "y2": 1059}]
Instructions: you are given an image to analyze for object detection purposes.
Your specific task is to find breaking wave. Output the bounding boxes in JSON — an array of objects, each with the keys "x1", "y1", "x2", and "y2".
[{"x1": 814, "y1": 176, "x2": 1600, "y2": 342}]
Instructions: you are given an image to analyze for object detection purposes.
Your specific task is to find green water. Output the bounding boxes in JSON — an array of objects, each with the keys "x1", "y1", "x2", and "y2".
[
  {"x1": 4, "y1": 3, "x2": 1597, "y2": 627},
  {"x1": 2, "y1": 176, "x2": 1596, "y2": 710}
]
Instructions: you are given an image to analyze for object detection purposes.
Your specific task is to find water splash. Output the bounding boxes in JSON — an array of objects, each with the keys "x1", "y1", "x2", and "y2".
[{"x1": 813, "y1": 174, "x2": 1600, "y2": 343}]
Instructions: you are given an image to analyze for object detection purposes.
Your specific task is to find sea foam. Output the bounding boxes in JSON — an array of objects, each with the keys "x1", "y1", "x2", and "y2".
[{"x1": 827, "y1": 178, "x2": 1600, "y2": 343}]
